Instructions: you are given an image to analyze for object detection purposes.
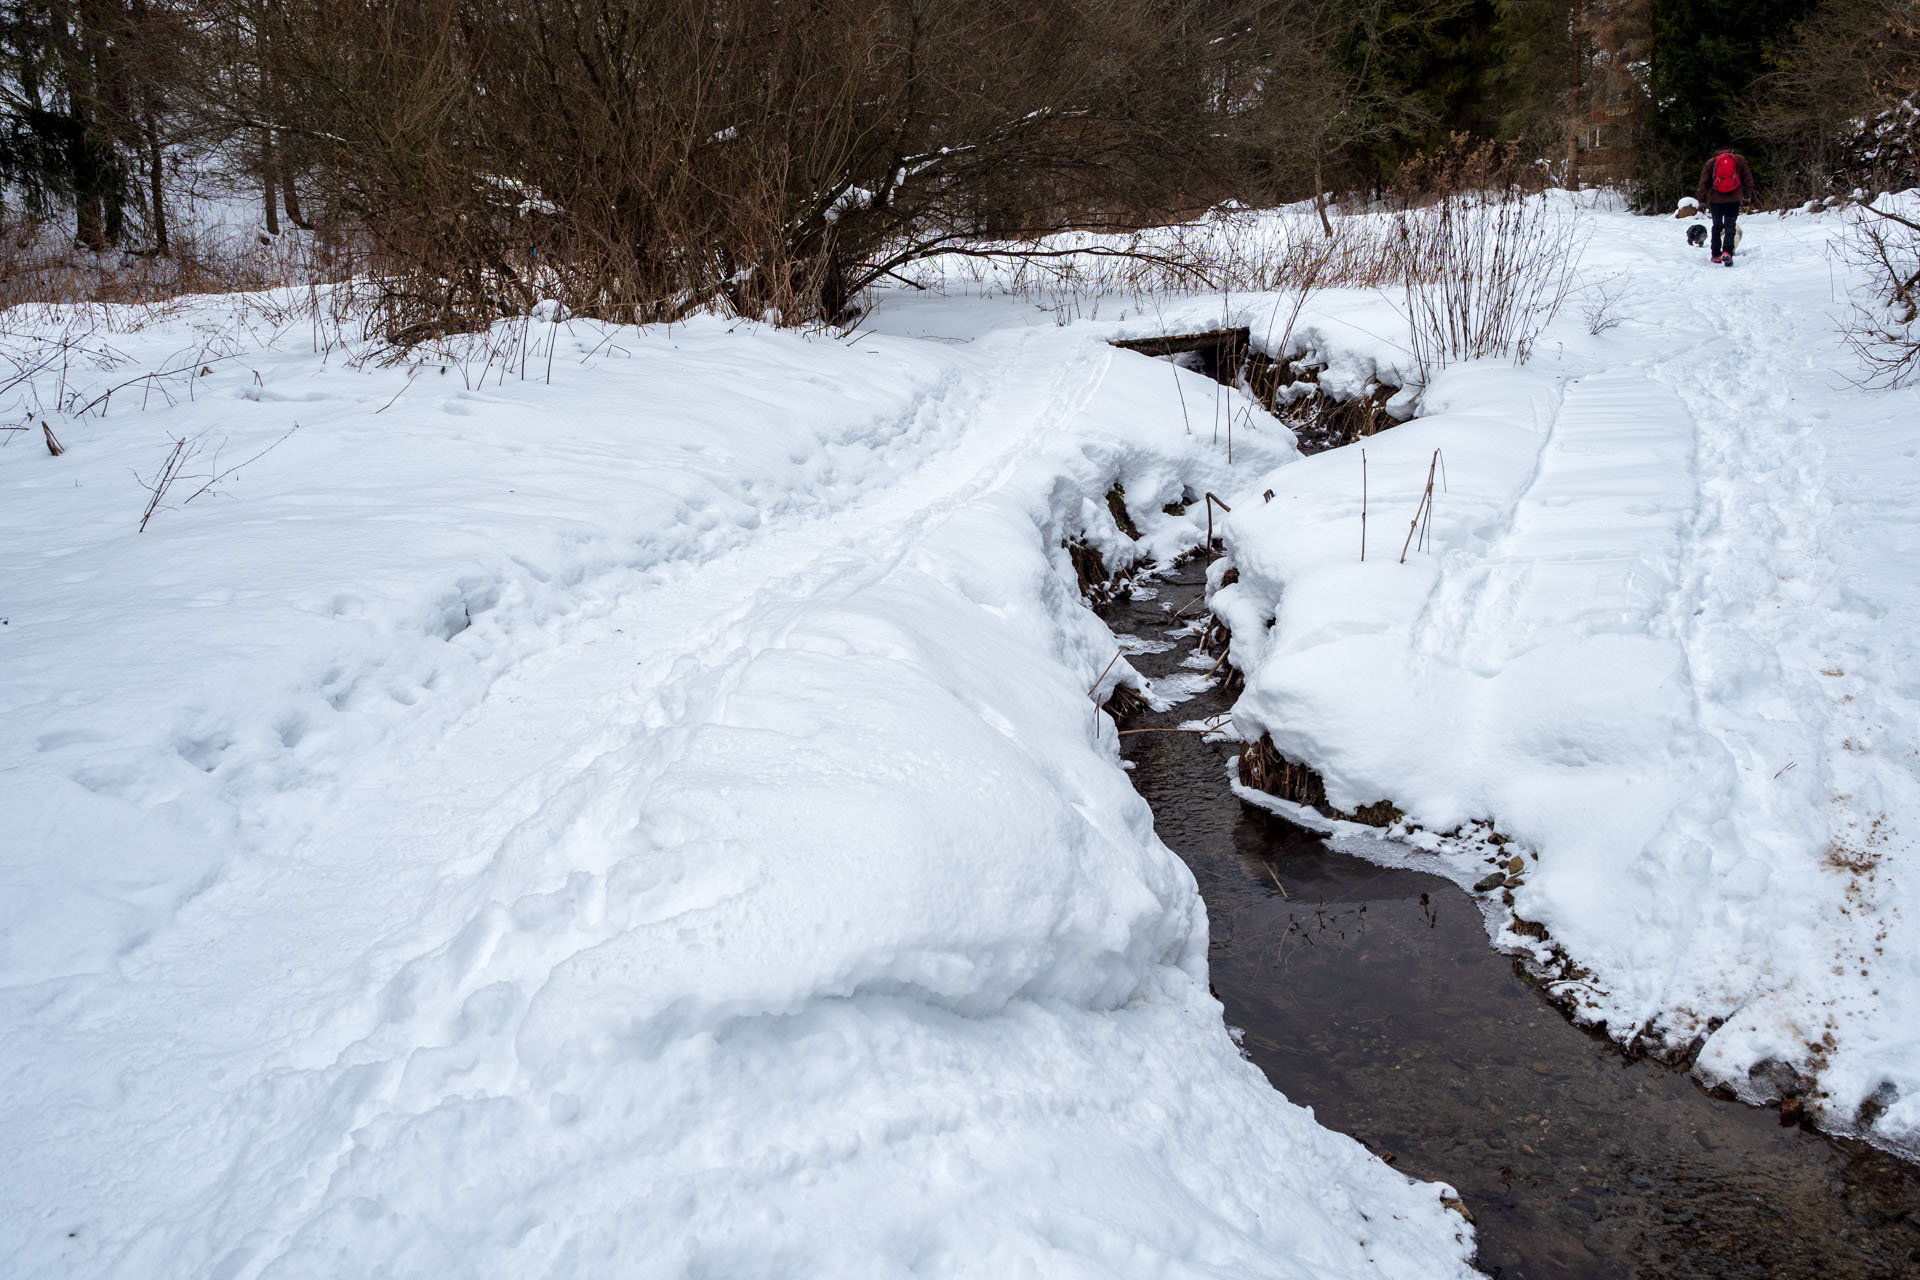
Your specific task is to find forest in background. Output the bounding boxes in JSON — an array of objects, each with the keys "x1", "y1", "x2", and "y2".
[{"x1": 0, "y1": 0, "x2": 1915, "y2": 329}]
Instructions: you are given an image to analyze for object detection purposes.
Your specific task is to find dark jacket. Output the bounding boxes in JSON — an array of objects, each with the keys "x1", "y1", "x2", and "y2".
[{"x1": 1697, "y1": 151, "x2": 1755, "y2": 206}]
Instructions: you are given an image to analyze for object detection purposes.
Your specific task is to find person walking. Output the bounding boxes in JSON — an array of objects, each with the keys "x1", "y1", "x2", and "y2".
[{"x1": 1697, "y1": 147, "x2": 1755, "y2": 265}]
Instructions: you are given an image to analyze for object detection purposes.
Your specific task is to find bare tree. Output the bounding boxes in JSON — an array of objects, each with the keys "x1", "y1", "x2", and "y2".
[
  {"x1": 1745, "y1": 0, "x2": 1920, "y2": 200},
  {"x1": 1843, "y1": 198, "x2": 1920, "y2": 386},
  {"x1": 237, "y1": 0, "x2": 1258, "y2": 334}
]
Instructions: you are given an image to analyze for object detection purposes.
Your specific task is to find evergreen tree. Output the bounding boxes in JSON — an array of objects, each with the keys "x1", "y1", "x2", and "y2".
[
  {"x1": 1645, "y1": 0, "x2": 1816, "y2": 203},
  {"x1": 1488, "y1": 0, "x2": 1585, "y2": 162},
  {"x1": 0, "y1": 1, "x2": 133, "y2": 249},
  {"x1": 1324, "y1": 0, "x2": 1505, "y2": 180}
]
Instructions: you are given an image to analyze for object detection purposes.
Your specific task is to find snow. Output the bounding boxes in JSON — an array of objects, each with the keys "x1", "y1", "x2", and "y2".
[
  {"x1": 13, "y1": 186, "x2": 1920, "y2": 1272},
  {"x1": 1209, "y1": 201, "x2": 1920, "y2": 1152},
  {"x1": 1, "y1": 301, "x2": 1474, "y2": 1275}
]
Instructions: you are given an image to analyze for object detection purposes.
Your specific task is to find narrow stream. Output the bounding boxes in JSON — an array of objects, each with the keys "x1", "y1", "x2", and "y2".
[{"x1": 1104, "y1": 555, "x2": 1920, "y2": 1279}]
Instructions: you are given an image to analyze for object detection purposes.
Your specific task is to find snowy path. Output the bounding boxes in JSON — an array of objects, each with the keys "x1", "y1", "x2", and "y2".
[
  {"x1": 2, "y1": 312, "x2": 1475, "y2": 1277},
  {"x1": 1633, "y1": 244, "x2": 1920, "y2": 1130},
  {"x1": 1215, "y1": 206, "x2": 1920, "y2": 1151},
  {"x1": 1419, "y1": 373, "x2": 1705, "y2": 939}
]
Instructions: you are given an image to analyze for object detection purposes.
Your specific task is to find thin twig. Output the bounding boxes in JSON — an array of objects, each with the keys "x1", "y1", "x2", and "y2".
[
  {"x1": 179, "y1": 426, "x2": 300, "y2": 506},
  {"x1": 79, "y1": 351, "x2": 241, "y2": 417},
  {"x1": 134, "y1": 438, "x2": 188, "y2": 532},
  {"x1": 375, "y1": 366, "x2": 421, "y2": 414},
  {"x1": 1265, "y1": 862, "x2": 1291, "y2": 899},
  {"x1": 1203, "y1": 647, "x2": 1232, "y2": 681},
  {"x1": 1399, "y1": 449, "x2": 1441, "y2": 564},
  {"x1": 1204, "y1": 492, "x2": 1231, "y2": 556},
  {"x1": 1087, "y1": 650, "x2": 1122, "y2": 699}
]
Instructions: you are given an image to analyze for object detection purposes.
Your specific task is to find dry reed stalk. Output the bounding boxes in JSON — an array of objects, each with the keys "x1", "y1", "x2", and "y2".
[
  {"x1": 42, "y1": 423, "x2": 65, "y2": 456},
  {"x1": 1087, "y1": 650, "x2": 1123, "y2": 699},
  {"x1": 1203, "y1": 491, "x2": 1231, "y2": 553},
  {"x1": 1202, "y1": 646, "x2": 1232, "y2": 682},
  {"x1": 1398, "y1": 449, "x2": 1442, "y2": 564},
  {"x1": 1264, "y1": 862, "x2": 1290, "y2": 899}
]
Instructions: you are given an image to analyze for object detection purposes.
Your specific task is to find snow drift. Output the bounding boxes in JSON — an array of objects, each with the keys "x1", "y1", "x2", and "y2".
[{"x1": 0, "y1": 303, "x2": 1475, "y2": 1277}]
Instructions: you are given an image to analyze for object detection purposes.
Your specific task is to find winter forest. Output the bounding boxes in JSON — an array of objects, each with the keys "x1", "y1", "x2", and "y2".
[
  {"x1": 3, "y1": 2, "x2": 1916, "y2": 320},
  {"x1": 6, "y1": 2, "x2": 1920, "y2": 1278}
]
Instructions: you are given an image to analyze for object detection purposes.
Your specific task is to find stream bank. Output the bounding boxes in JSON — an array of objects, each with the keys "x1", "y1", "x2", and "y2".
[{"x1": 1104, "y1": 554, "x2": 1920, "y2": 1279}]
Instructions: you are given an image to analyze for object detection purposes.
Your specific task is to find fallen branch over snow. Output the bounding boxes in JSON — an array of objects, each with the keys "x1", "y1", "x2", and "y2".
[{"x1": 134, "y1": 425, "x2": 300, "y2": 532}]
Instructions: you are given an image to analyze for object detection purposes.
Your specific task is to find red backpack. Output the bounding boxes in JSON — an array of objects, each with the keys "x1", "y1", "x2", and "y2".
[{"x1": 1713, "y1": 152, "x2": 1741, "y2": 194}]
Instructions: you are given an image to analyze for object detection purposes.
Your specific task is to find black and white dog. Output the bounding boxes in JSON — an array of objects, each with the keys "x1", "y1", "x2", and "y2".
[{"x1": 1688, "y1": 222, "x2": 1743, "y2": 251}]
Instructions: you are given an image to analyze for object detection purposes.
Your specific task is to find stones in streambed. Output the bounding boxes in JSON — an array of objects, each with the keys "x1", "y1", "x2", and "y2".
[
  {"x1": 1747, "y1": 1056, "x2": 1822, "y2": 1127},
  {"x1": 1856, "y1": 1080, "x2": 1901, "y2": 1131},
  {"x1": 1234, "y1": 738, "x2": 1587, "y2": 1001}
]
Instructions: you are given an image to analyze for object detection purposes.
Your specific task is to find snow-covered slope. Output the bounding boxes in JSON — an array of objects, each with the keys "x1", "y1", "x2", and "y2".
[
  {"x1": 1211, "y1": 202, "x2": 1920, "y2": 1152},
  {"x1": 1, "y1": 307, "x2": 1475, "y2": 1276}
]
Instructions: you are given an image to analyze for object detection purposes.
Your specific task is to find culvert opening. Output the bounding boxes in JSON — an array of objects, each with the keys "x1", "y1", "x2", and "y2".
[{"x1": 1109, "y1": 328, "x2": 1249, "y2": 384}]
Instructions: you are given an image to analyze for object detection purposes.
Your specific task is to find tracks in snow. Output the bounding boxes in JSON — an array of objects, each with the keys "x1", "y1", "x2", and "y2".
[{"x1": 74, "y1": 326, "x2": 1129, "y2": 1269}]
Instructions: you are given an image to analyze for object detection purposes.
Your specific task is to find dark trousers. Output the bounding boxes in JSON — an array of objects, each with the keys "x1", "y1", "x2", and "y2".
[{"x1": 1711, "y1": 201, "x2": 1740, "y2": 257}]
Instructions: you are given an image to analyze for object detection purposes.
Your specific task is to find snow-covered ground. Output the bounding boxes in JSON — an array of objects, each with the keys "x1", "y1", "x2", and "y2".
[
  {"x1": 1209, "y1": 198, "x2": 1920, "y2": 1153},
  {"x1": 8, "y1": 191, "x2": 1918, "y2": 1277},
  {"x1": 1, "y1": 295, "x2": 1475, "y2": 1274}
]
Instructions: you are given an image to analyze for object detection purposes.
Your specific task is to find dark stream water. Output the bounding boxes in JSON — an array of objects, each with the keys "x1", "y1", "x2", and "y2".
[{"x1": 1104, "y1": 556, "x2": 1920, "y2": 1279}]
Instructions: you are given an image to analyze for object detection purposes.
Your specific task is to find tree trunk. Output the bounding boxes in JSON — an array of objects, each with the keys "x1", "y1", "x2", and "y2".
[
  {"x1": 261, "y1": 128, "x2": 280, "y2": 236},
  {"x1": 76, "y1": 193, "x2": 108, "y2": 252},
  {"x1": 1567, "y1": 0, "x2": 1584, "y2": 187},
  {"x1": 129, "y1": 0, "x2": 168, "y2": 255},
  {"x1": 146, "y1": 111, "x2": 167, "y2": 255},
  {"x1": 817, "y1": 229, "x2": 850, "y2": 324},
  {"x1": 280, "y1": 138, "x2": 313, "y2": 230},
  {"x1": 1314, "y1": 154, "x2": 1333, "y2": 237},
  {"x1": 52, "y1": 0, "x2": 110, "y2": 250}
]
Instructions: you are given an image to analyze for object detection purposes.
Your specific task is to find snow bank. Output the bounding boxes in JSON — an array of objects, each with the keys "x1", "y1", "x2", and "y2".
[
  {"x1": 1211, "y1": 204, "x2": 1920, "y2": 1152},
  {"x1": 1, "y1": 303, "x2": 1475, "y2": 1276}
]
